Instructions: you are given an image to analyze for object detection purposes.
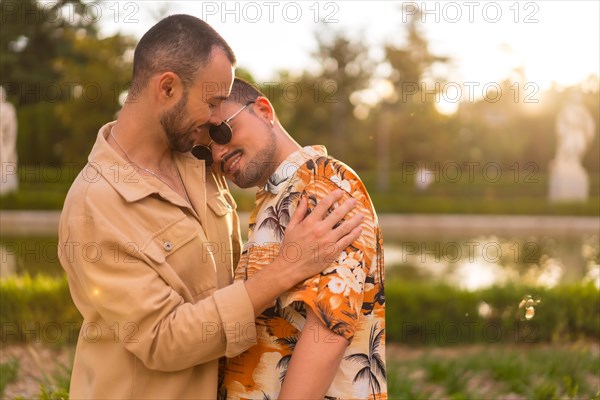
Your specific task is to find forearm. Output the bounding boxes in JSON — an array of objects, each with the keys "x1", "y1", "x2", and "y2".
[
  {"x1": 244, "y1": 256, "x2": 300, "y2": 316},
  {"x1": 62, "y1": 227, "x2": 257, "y2": 370},
  {"x1": 278, "y1": 309, "x2": 349, "y2": 399},
  {"x1": 136, "y1": 282, "x2": 253, "y2": 370}
]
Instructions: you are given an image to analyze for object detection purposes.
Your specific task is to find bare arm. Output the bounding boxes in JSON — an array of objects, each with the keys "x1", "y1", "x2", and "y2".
[
  {"x1": 278, "y1": 308, "x2": 349, "y2": 399},
  {"x1": 244, "y1": 190, "x2": 363, "y2": 315}
]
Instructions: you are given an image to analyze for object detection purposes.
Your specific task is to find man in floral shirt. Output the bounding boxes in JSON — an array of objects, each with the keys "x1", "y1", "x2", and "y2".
[{"x1": 195, "y1": 78, "x2": 386, "y2": 399}]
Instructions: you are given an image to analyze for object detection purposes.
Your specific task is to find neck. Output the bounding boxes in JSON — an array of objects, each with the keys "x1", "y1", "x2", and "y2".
[
  {"x1": 254, "y1": 126, "x2": 302, "y2": 188},
  {"x1": 272, "y1": 126, "x2": 302, "y2": 166},
  {"x1": 111, "y1": 102, "x2": 173, "y2": 171}
]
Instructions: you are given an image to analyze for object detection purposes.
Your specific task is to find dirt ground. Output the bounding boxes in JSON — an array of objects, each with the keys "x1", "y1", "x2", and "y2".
[
  {"x1": 1, "y1": 343, "x2": 74, "y2": 399},
  {"x1": 2, "y1": 342, "x2": 599, "y2": 399}
]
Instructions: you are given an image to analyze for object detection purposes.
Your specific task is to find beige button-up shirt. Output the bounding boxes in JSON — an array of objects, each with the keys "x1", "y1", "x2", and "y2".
[{"x1": 58, "y1": 122, "x2": 257, "y2": 399}]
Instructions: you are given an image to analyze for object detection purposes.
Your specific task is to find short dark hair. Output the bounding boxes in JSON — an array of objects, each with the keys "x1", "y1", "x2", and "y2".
[
  {"x1": 130, "y1": 14, "x2": 236, "y2": 97},
  {"x1": 227, "y1": 77, "x2": 265, "y2": 105}
]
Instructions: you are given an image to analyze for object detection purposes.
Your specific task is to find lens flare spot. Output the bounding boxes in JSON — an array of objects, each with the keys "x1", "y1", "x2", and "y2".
[
  {"x1": 519, "y1": 295, "x2": 541, "y2": 320},
  {"x1": 525, "y1": 307, "x2": 535, "y2": 320}
]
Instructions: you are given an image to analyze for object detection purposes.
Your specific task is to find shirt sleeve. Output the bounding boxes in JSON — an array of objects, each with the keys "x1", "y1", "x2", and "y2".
[
  {"x1": 278, "y1": 157, "x2": 378, "y2": 342},
  {"x1": 60, "y1": 209, "x2": 256, "y2": 372}
]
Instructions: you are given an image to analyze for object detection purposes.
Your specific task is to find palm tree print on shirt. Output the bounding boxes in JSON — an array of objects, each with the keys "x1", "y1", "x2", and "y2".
[
  {"x1": 344, "y1": 323, "x2": 386, "y2": 399},
  {"x1": 221, "y1": 146, "x2": 386, "y2": 399},
  {"x1": 258, "y1": 190, "x2": 301, "y2": 241}
]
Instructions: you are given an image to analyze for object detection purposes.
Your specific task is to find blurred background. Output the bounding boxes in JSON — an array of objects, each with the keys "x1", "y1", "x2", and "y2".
[{"x1": 1, "y1": 1, "x2": 598, "y2": 398}]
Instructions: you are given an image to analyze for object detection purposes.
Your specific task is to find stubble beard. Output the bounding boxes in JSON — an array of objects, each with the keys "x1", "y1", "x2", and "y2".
[
  {"x1": 231, "y1": 127, "x2": 277, "y2": 189},
  {"x1": 160, "y1": 91, "x2": 197, "y2": 153}
]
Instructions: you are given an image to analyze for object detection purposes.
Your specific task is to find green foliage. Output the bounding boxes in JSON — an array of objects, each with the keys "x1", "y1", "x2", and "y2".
[
  {"x1": 0, "y1": 358, "x2": 20, "y2": 397},
  {"x1": 35, "y1": 361, "x2": 72, "y2": 400},
  {"x1": 1, "y1": 0, "x2": 134, "y2": 167},
  {"x1": 385, "y1": 281, "x2": 600, "y2": 345},
  {"x1": 1, "y1": 4, "x2": 598, "y2": 217},
  {"x1": 35, "y1": 385, "x2": 70, "y2": 400},
  {"x1": 228, "y1": 172, "x2": 600, "y2": 214},
  {"x1": 387, "y1": 344, "x2": 600, "y2": 399},
  {"x1": 3, "y1": 343, "x2": 597, "y2": 400},
  {"x1": 0, "y1": 274, "x2": 82, "y2": 344},
  {"x1": 0, "y1": 189, "x2": 67, "y2": 210},
  {"x1": 2, "y1": 273, "x2": 598, "y2": 346}
]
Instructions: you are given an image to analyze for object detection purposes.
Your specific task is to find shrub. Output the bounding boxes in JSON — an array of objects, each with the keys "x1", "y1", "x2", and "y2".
[
  {"x1": 0, "y1": 275, "x2": 81, "y2": 345},
  {"x1": 385, "y1": 281, "x2": 600, "y2": 345},
  {"x1": 2, "y1": 274, "x2": 598, "y2": 346}
]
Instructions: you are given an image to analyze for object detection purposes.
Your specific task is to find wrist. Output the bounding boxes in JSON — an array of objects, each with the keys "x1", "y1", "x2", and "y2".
[{"x1": 272, "y1": 254, "x2": 300, "y2": 291}]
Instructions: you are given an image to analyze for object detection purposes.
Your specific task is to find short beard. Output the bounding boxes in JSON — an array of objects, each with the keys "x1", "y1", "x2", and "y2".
[
  {"x1": 230, "y1": 127, "x2": 277, "y2": 188},
  {"x1": 160, "y1": 91, "x2": 196, "y2": 153}
]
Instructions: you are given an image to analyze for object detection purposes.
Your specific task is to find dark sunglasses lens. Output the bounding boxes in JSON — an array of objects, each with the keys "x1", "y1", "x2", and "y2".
[
  {"x1": 209, "y1": 123, "x2": 232, "y2": 144},
  {"x1": 191, "y1": 145, "x2": 213, "y2": 167}
]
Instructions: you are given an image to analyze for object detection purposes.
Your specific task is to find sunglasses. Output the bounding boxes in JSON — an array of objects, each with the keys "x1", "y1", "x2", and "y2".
[{"x1": 191, "y1": 101, "x2": 255, "y2": 167}]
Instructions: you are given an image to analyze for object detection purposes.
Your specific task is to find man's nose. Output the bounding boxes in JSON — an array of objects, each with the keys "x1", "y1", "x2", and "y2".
[
  {"x1": 211, "y1": 142, "x2": 229, "y2": 164},
  {"x1": 208, "y1": 104, "x2": 224, "y2": 126}
]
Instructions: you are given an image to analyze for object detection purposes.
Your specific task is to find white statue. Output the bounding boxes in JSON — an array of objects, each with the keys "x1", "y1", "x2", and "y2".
[
  {"x1": 0, "y1": 86, "x2": 19, "y2": 195},
  {"x1": 549, "y1": 92, "x2": 595, "y2": 202}
]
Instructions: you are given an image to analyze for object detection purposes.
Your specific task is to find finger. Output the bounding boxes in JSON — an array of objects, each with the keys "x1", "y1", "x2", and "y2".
[
  {"x1": 322, "y1": 197, "x2": 358, "y2": 229},
  {"x1": 320, "y1": 214, "x2": 363, "y2": 261},
  {"x1": 287, "y1": 194, "x2": 308, "y2": 231},
  {"x1": 308, "y1": 190, "x2": 344, "y2": 220},
  {"x1": 334, "y1": 226, "x2": 363, "y2": 254},
  {"x1": 330, "y1": 212, "x2": 363, "y2": 239}
]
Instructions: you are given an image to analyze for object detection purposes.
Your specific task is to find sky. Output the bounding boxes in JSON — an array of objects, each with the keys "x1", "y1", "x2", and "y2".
[{"x1": 88, "y1": 0, "x2": 599, "y2": 108}]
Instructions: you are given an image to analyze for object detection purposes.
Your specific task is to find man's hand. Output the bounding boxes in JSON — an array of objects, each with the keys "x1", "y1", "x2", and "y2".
[
  {"x1": 281, "y1": 189, "x2": 363, "y2": 283},
  {"x1": 244, "y1": 190, "x2": 363, "y2": 315}
]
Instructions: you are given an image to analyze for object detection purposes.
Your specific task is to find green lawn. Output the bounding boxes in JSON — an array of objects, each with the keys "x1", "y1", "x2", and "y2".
[
  {"x1": 2, "y1": 342, "x2": 598, "y2": 399},
  {"x1": 387, "y1": 343, "x2": 600, "y2": 399}
]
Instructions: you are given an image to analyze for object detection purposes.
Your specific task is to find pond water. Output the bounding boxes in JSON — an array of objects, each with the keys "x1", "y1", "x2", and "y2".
[
  {"x1": 384, "y1": 233, "x2": 600, "y2": 290},
  {"x1": 2, "y1": 233, "x2": 598, "y2": 290}
]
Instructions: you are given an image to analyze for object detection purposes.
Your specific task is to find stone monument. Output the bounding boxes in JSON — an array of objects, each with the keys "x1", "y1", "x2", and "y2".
[
  {"x1": 548, "y1": 93, "x2": 595, "y2": 202},
  {"x1": 0, "y1": 86, "x2": 18, "y2": 195}
]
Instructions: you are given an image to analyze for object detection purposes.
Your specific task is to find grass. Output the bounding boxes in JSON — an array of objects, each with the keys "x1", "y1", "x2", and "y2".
[
  {"x1": 1, "y1": 345, "x2": 72, "y2": 400},
  {"x1": 0, "y1": 359, "x2": 20, "y2": 396},
  {"x1": 387, "y1": 342, "x2": 600, "y2": 399},
  {"x1": 2, "y1": 342, "x2": 597, "y2": 399}
]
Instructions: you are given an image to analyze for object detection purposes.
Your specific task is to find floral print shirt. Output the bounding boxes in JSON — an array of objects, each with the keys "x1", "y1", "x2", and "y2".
[{"x1": 220, "y1": 146, "x2": 386, "y2": 399}]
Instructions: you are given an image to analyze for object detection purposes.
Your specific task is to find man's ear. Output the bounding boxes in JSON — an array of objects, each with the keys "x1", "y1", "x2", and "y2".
[
  {"x1": 254, "y1": 96, "x2": 275, "y2": 125},
  {"x1": 156, "y1": 72, "x2": 182, "y2": 102}
]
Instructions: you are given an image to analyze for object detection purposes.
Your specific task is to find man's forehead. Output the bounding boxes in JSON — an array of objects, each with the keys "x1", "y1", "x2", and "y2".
[{"x1": 194, "y1": 78, "x2": 232, "y2": 101}]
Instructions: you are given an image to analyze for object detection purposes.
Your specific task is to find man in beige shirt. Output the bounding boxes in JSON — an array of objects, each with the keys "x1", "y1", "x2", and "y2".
[{"x1": 58, "y1": 15, "x2": 362, "y2": 399}]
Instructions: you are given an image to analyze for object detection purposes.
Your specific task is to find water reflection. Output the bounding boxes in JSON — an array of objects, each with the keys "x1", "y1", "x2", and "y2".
[
  {"x1": 1, "y1": 234, "x2": 599, "y2": 290},
  {"x1": 384, "y1": 234, "x2": 600, "y2": 290}
]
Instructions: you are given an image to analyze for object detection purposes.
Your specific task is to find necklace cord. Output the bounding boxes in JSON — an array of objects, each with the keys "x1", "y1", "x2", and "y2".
[{"x1": 110, "y1": 127, "x2": 191, "y2": 205}]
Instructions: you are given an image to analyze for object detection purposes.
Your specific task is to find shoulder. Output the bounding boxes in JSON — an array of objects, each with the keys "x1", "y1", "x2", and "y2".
[
  {"x1": 63, "y1": 166, "x2": 101, "y2": 209},
  {"x1": 299, "y1": 156, "x2": 361, "y2": 183},
  {"x1": 296, "y1": 156, "x2": 371, "y2": 205}
]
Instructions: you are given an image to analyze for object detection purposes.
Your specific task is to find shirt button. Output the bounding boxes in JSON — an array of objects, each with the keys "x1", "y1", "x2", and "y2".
[{"x1": 163, "y1": 241, "x2": 173, "y2": 252}]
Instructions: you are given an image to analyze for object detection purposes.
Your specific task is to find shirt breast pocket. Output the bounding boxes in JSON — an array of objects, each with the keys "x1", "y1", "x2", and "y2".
[{"x1": 141, "y1": 216, "x2": 217, "y2": 299}]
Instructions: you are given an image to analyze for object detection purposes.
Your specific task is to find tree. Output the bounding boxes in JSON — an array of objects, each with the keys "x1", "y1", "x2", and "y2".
[
  {"x1": 263, "y1": 28, "x2": 374, "y2": 169},
  {"x1": 1, "y1": 0, "x2": 134, "y2": 168},
  {"x1": 374, "y1": 4, "x2": 450, "y2": 190}
]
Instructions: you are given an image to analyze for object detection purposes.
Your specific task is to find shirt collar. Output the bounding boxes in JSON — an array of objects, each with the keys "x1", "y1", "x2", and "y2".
[
  {"x1": 88, "y1": 122, "x2": 205, "y2": 205},
  {"x1": 263, "y1": 145, "x2": 327, "y2": 195}
]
